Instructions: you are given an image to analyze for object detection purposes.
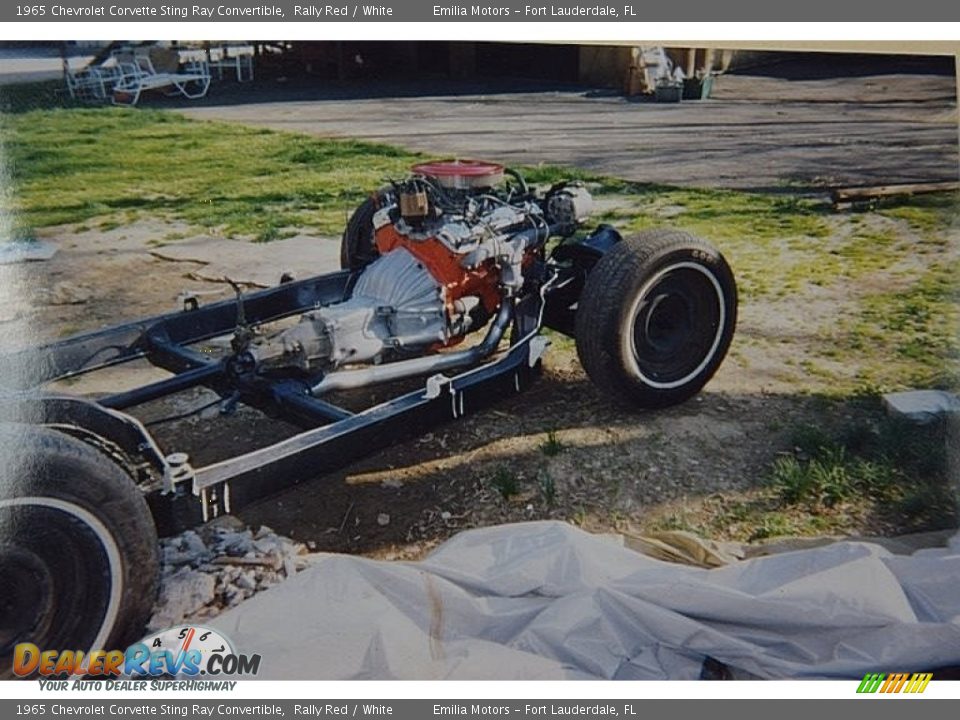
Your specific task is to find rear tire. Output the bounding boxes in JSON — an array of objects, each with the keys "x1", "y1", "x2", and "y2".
[
  {"x1": 0, "y1": 424, "x2": 159, "y2": 677},
  {"x1": 575, "y1": 229, "x2": 737, "y2": 408},
  {"x1": 340, "y1": 189, "x2": 392, "y2": 271}
]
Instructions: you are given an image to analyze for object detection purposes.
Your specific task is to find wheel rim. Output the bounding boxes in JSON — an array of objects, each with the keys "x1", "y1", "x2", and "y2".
[
  {"x1": 627, "y1": 261, "x2": 726, "y2": 390},
  {"x1": 0, "y1": 546, "x2": 54, "y2": 652},
  {"x1": 0, "y1": 498, "x2": 122, "y2": 664}
]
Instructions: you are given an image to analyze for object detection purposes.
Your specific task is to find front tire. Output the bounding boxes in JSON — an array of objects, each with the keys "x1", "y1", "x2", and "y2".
[
  {"x1": 575, "y1": 229, "x2": 737, "y2": 408},
  {"x1": 0, "y1": 425, "x2": 159, "y2": 677}
]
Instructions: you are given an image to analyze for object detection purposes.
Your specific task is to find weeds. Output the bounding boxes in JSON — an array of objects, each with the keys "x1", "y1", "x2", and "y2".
[
  {"x1": 651, "y1": 411, "x2": 957, "y2": 542},
  {"x1": 769, "y1": 449, "x2": 896, "y2": 510},
  {"x1": 539, "y1": 429, "x2": 565, "y2": 457},
  {"x1": 490, "y1": 468, "x2": 520, "y2": 501},
  {"x1": 747, "y1": 514, "x2": 801, "y2": 541},
  {"x1": 769, "y1": 414, "x2": 955, "y2": 530},
  {"x1": 537, "y1": 470, "x2": 557, "y2": 506}
]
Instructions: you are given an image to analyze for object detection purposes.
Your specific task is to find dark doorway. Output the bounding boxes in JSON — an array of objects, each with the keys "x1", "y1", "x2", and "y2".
[{"x1": 474, "y1": 42, "x2": 580, "y2": 82}]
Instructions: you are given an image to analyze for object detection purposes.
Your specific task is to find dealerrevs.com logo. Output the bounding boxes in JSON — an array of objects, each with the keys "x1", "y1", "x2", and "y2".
[{"x1": 14, "y1": 625, "x2": 260, "y2": 687}]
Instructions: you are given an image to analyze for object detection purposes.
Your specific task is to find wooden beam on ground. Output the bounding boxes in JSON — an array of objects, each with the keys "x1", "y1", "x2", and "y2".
[{"x1": 831, "y1": 181, "x2": 959, "y2": 205}]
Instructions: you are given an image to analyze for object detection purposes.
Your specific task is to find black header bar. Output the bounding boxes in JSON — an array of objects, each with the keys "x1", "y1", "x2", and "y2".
[{"x1": 4, "y1": 0, "x2": 960, "y2": 22}]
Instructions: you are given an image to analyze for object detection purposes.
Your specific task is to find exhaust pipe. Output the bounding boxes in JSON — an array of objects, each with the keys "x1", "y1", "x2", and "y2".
[{"x1": 310, "y1": 300, "x2": 514, "y2": 395}]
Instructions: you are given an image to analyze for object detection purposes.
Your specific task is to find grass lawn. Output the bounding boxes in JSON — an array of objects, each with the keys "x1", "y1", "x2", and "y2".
[
  {"x1": 1, "y1": 106, "x2": 420, "y2": 241},
  {"x1": 1, "y1": 95, "x2": 957, "y2": 542}
]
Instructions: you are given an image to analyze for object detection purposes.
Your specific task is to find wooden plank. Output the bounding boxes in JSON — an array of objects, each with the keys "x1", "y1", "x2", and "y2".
[{"x1": 831, "y1": 181, "x2": 959, "y2": 204}]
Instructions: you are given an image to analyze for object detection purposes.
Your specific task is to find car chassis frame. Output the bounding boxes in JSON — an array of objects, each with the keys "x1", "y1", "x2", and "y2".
[{"x1": 0, "y1": 226, "x2": 619, "y2": 537}]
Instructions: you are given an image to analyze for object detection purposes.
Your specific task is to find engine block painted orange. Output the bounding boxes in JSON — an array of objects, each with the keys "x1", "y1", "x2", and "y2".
[{"x1": 374, "y1": 224, "x2": 502, "y2": 316}]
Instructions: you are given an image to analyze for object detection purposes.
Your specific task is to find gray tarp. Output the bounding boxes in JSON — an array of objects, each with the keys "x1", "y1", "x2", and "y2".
[{"x1": 210, "y1": 521, "x2": 960, "y2": 680}]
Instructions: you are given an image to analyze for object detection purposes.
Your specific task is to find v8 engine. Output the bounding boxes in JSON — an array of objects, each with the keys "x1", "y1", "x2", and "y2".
[{"x1": 248, "y1": 160, "x2": 592, "y2": 373}]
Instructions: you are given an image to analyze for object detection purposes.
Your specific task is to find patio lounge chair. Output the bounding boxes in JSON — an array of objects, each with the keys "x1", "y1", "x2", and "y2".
[
  {"x1": 111, "y1": 48, "x2": 211, "y2": 106},
  {"x1": 63, "y1": 58, "x2": 123, "y2": 103},
  {"x1": 208, "y1": 45, "x2": 255, "y2": 83}
]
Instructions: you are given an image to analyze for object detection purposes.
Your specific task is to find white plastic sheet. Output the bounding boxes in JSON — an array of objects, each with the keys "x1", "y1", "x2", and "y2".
[{"x1": 210, "y1": 521, "x2": 960, "y2": 680}]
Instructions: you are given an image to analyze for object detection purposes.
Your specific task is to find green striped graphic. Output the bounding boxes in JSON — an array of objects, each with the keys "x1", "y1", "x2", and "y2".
[{"x1": 857, "y1": 672, "x2": 886, "y2": 693}]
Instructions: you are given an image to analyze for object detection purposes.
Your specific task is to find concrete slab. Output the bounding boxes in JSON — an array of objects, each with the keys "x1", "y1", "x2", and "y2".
[
  {"x1": 150, "y1": 234, "x2": 342, "y2": 288},
  {"x1": 0, "y1": 240, "x2": 58, "y2": 264},
  {"x1": 883, "y1": 389, "x2": 960, "y2": 423}
]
